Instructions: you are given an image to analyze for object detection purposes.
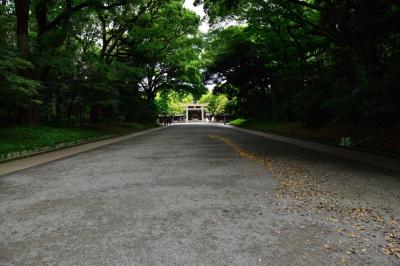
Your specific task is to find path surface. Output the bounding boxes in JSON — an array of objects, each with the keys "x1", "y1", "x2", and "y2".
[{"x1": 0, "y1": 125, "x2": 399, "y2": 265}]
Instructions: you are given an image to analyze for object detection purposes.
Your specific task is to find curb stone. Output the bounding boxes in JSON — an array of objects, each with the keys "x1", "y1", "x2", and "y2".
[
  {"x1": 224, "y1": 125, "x2": 400, "y2": 172},
  {"x1": 0, "y1": 135, "x2": 112, "y2": 163},
  {"x1": 0, "y1": 126, "x2": 165, "y2": 177}
]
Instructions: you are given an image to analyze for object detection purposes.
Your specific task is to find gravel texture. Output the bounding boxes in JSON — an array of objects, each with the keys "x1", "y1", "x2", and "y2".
[{"x1": 0, "y1": 125, "x2": 399, "y2": 265}]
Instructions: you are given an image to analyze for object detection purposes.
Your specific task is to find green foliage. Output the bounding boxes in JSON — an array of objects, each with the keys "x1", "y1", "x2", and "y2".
[
  {"x1": 123, "y1": 1, "x2": 206, "y2": 101},
  {"x1": 0, "y1": 5, "x2": 40, "y2": 123},
  {"x1": 198, "y1": 92, "x2": 229, "y2": 116},
  {"x1": 203, "y1": 1, "x2": 400, "y2": 128},
  {"x1": 230, "y1": 119, "x2": 400, "y2": 155},
  {"x1": 0, "y1": 0, "x2": 205, "y2": 126},
  {"x1": 229, "y1": 118, "x2": 246, "y2": 127},
  {"x1": 155, "y1": 91, "x2": 193, "y2": 116},
  {"x1": 0, "y1": 126, "x2": 104, "y2": 154},
  {"x1": 340, "y1": 137, "x2": 353, "y2": 147},
  {"x1": 229, "y1": 119, "x2": 293, "y2": 132},
  {"x1": 2, "y1": 0, "x2": 399, "y2": 131},
  {"x1": 0, "y1": 123, "x2": 151, "y2": 155}
]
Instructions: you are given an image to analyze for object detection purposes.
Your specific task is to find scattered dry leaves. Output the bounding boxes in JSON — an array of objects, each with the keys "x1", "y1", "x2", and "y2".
[{"x1": 209, "y1": 135, "x2": 400, "y2": 261}]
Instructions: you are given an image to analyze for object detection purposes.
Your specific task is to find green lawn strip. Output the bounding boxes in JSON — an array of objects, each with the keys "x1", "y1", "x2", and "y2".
[
  {"x1": 229, "y1": 119, "x2": 336, "y2": 143},
  {"x1": 0, "y1": 123, "x2": 154, "y2": 155},
  {"x1": 229, "y1": 119, "x2": 400, "y2": 156}
]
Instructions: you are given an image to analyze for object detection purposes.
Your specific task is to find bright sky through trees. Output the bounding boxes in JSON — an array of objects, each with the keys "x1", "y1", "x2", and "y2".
[
  {"x1": 184, "y1": 0, "x2": 210, "y2": 33},
  {"x1": 184, "y1": 1, "x2": 213, "y2": 91}
]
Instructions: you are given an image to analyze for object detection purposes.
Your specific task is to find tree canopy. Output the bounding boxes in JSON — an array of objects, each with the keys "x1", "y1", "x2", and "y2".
[
  {"x1": 200, "y1": 0, "x2": 400, "y2": 127},
  {"x1": 198, "y1": 91, "x2": 229, "y2": 116},
  {"x1": 0, "y1": 0, "x2": 206, "y2": 125},
  {"x1": 1, "y1": 0, "x2": 399, "y2": 129}
]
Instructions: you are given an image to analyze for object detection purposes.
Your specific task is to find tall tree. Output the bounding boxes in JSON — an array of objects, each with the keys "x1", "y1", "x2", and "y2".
[
  {"x1": 119, "y1": 1, "x2": 206, "y2": 102},
  {"x1": 14, "y1": 0, "x2": 30, "y2": 58}
]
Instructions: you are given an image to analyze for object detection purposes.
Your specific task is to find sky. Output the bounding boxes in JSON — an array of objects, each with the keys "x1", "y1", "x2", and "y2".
[{"x1": 183, "y1": 0, "x2": 210, "y2": 33}]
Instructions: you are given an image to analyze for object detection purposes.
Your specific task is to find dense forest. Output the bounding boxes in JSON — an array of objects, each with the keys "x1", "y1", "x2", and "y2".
[
  {"x1": 0, "y1": 0, "x2": 206, "y2": 126},
  {"x1": 1, "y1": 1, "x2": 400, "y2": 134},
  {"x1": 200, "y1": 0, "x2": 400, "y2": 129}
]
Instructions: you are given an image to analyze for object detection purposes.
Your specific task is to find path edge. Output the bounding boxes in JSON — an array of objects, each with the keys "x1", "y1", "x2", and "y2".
[
  {"x1": 225, "y1": 125, "x2": 400, "y2": 172},
  {"x1": 0, "y1": 126, "x2": 166, "y2": 177}
]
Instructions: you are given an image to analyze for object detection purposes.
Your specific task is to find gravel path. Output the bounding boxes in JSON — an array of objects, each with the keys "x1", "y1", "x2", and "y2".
[{"x1": 0, "y1": 125, "x2": 399, "y2": 265}]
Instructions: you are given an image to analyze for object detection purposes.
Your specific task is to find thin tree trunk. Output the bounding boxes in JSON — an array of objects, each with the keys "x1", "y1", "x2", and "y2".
[
  {"x1": 271, "y1": 88, "x2": 277, "y2": 121},
  {"x1": 89, "y1": 105, "x2": 99, "y2": 123},
  {"x1": 54, "y1": 88, "x2": 61, "y2": 126},
  {"x1": 79, "y1": 104, "x2": 83, "y2": 126},
  {"x1": 67, "y1": 95, "x2": 75, "y2": 125}
]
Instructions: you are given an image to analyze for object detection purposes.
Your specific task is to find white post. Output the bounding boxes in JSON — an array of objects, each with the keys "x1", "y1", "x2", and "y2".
[
  {"x1": 186, "y1": 106, "x2": 189, "y2": 123},
  {"x1": 201, "y1": 107, "x2": 204, "y2": 122}
]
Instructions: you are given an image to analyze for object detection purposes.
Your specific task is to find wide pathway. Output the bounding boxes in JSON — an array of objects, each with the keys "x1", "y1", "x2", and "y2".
[{"x1": 0, "y1": 125, "x2": 399, "y2": 265}]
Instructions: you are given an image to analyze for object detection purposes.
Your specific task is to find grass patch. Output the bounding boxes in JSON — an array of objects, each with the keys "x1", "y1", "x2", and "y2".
[
  {"x1": 229, "y1": 118, "x2": 247, "y2": 127},
  {"x1": 230, "y1": 119, "x2": 355, "y2": 143},
  {"x1": 230, "y1": 119, "x2": 304, "y2": 137},
  {"x1": 81, "y1": 122, "x2": 149, "y2": 135},
  {"x1": 229, "y1": 119, "x2": 400, "y2": 156},
  {"x1": 0, "y1": 122, "x2": 154, "y2": 155}
]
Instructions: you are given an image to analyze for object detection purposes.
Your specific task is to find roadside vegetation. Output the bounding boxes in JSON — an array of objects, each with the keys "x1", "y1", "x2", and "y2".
[
  {"x1": 1, "y1": 0, "x2": 399, "y2": 156},
  {"x1": 200, "y1": 0, "x2": 400, "y2": 156},
  {"x1": 230, "y1": 119, "x2": 400, "y2": 156},
  {"x1": 0, "y1": 1, "x2": 203, "y2": 153},
  {"x1": 202, "y1": 1, "x2": 400, "y2": 128},
  {"x1": 0, "y1": 123, "x2": 152, "y2": 156}
]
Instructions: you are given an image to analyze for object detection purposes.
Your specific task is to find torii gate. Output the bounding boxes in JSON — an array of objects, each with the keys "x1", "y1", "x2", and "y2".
[{"x1": 184, "y1": 104, "x2": 208, "y2": 123}]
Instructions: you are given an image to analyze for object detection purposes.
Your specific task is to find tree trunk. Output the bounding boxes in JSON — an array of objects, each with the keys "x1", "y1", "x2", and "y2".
[
  {"x1": 15, "y1": 0, "x2": 31, "y2": 58},
  {"x1": 19, "y1": 103, "x2": 37, "y2": 125},
  {"x1": 353, "y1": 36, "x2": 381, "y2": 81},
  {"x1": 66, "y1": 95, "x2": 75, "y2": 125},
  {"x1": 89, "y1": 105, "x2": 99, "y2": 123},
  {"x1": 271, "y1": 88, "x2": 277, "y2": 121},
  {"x1": 54, "y1": 89, "x2": 61, "y2": 126},
  {"x1": 79, "y1": 104, "x2": 83, "y2": 126},
  {"x1": 145, "y1": 89, "x2": 157, "y2": 104},
  {"x1": 15, "y1": 0, "x2": 38, "y2": 125}
]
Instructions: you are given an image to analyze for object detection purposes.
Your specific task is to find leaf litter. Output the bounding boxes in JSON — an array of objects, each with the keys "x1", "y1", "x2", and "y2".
[{"x1": 209, "y1": 135, "x2": 400, "y2": 262}]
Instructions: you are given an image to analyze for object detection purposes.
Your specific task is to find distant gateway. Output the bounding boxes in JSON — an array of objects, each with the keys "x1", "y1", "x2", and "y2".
[{"x1": 184, "y1": 104, "x2": 208, "y2": 123}]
